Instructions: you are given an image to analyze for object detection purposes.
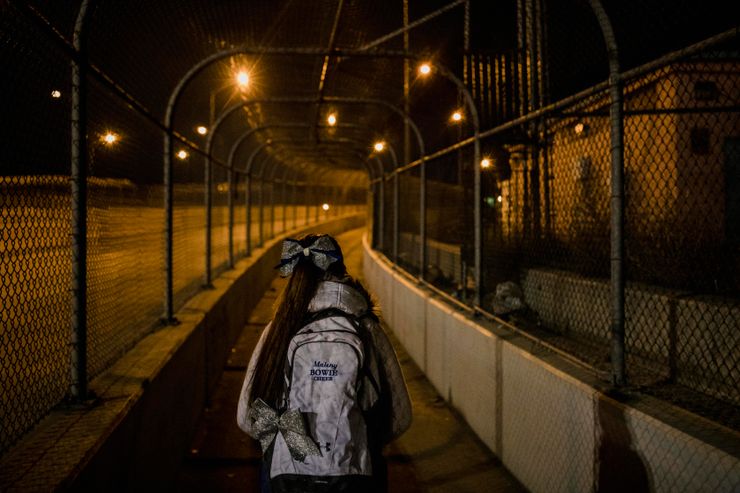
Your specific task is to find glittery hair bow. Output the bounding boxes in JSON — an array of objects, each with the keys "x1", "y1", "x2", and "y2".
[
  {"x1": 248, "y1": 399, "x2": 321, "y2": 461},
  {"x1": 275, "y1": 235, "x2": 342, "y2": 277}
]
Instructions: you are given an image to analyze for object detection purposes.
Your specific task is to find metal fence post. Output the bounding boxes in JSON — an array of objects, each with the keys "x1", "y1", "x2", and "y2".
[
  {"x1": 281, "y1": 169, "x2": 288, "y2": 233},
  {"x1": 70, "y1": 0, "x2": 92, "y2": 402},
  {"x1": 588, "y1": 0, "x2": 626, "y2": 386},
  {"x1": 258, "y1": 176, "x2": 264, "y2": 247},
  {"x1": 431, "y1": 66, "x2": 481, "y2": 305},
  {"x1": 292, "y1": 179, "x2": 297, "y2": 229},
  {"x1": 378, "y1": 174, "x2": 385, "y2": 251},
  {"x1": 393, "y1": 171, "x2": 399, "y2": 264},
  {"x1": 419, "y1": 156, "x2": 426, "y2": 281},
  {"x1": 270, "y1": 177, "x2": 276, "y2": 239},
  {"x1": 473, "y1": 133, "x2": 481, "y2": 307},
  {"x1": 245, "y1": 173, "x2": 252, "y2": 256},
  {"x1": 306, "y1": 181, "x2": 311, "y2": 225},
  {"x1": 204, "y1": 154, "x2": 213, "y2": 287},
  {"x1": 228, "y1": 166, "x2": 234, "y2": 268}
]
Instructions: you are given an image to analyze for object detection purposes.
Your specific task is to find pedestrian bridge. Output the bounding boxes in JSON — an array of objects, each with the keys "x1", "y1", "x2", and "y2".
[{"x1": 1, "y1": 1, "x2": 739, "y2": 491}]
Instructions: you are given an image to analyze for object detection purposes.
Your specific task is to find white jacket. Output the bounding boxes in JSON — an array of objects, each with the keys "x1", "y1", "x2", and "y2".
[{"x1": 236, "y1": 279, "x2": 412, "y2": 444}]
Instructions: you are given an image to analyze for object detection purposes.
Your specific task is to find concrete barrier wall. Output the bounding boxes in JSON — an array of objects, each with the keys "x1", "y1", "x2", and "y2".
[
  {"x1": 521, "y1": 268, "x2": 740, "y2": 405},
  {"x1": 363, "y1": 237, "x2": 740, "y2": 493},
  {"x1": 0, "y1": 214, "x2": 364, "y2": 492},
  {"x1": 397, "y1": 237, "x2": 739, "y2": 406}
]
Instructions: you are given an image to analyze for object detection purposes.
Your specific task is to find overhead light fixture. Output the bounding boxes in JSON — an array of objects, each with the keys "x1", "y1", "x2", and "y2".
[
  {"x1": 196, "y1": 126, "x2": 208, "y2": 135},
  {"x1": 373, "y1": 142, "x2": 385, "y2": 152},
  {"x1": 327, "y1": 114, "x2": 337, "y2": 126},
  {"x1": 176, "y1": 149, "x2": 189, "y2": 160},
  {"x1": 102, "y1": 132, "x2": 118, "y2": 145},
  {"x1": 418, "y1": 63, "x2": 432, "y2": 75},
  {"x1": 236, "y1": 70, "x2": 249, "y2": 88}
]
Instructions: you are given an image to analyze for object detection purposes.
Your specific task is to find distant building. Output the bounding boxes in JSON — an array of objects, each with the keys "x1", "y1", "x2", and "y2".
[{"x1": 496, "y1": 58, "x2": 740, "y2": 291}]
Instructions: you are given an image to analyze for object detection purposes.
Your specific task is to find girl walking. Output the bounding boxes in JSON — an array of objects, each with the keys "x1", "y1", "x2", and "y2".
[{"x1": 237, "y1": 233, "x2": 412, "y2": 492}]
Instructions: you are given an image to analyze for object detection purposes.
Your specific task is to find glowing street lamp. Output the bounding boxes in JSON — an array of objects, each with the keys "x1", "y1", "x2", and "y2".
[
  {"x1": 451, "y1": 111, "x2": 463, "y2": 122},
  {"x1": 480, "y1": 158, "x2": 492, "y2": 169},
  {"x1": 373, "y1": 141, "x2": 385, "y2": 152},
  {"x1": 176, "y1": 149, "x2": 189, "y2": 160},
  {"x1": 235, "y1": 70, "x2": 250, "y2": 88},
  {"x1": 102, "y1": 132, "x2": 118, "y2": 145},
  {"x1": 418, "y1": 63, "x2": 432, "y2": 76},
  {"x1": 327, "y1": 113, "x2": 337, "y2": 126},
  {"x1": 196, "y1": 125, "x2": 208, "y2": 135},
  {"x1": 322, "y1": 203, "x2": 330, "y2": 211}
]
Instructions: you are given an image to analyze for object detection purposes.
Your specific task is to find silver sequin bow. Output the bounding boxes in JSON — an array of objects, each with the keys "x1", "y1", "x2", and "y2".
[
  {"x1": 276, "y1": 236, "x2": 341, "y2": 277},
  {"x1": 248, "y1": 399, "x2": 321, "y2": 461}
]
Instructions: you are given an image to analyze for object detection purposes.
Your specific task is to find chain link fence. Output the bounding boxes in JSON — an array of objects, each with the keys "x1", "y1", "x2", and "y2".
[
  {"x1": 0, "y1": 3, "x2": 367, "y2": 457},
  {"x1": 3, "y1": 0, "x2": 738, "y2": 488},
  {"x1": 1, "y1": 6, "x2": 73, "y2": 456},
  {"x1": 375, "y1": 1, "x2": 739, "y2": 434}
]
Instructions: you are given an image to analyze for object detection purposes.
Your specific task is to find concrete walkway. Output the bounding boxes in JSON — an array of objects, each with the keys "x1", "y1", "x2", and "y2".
[{"x1": 176, "y1": 228, "x2": 525, "y2": 492}]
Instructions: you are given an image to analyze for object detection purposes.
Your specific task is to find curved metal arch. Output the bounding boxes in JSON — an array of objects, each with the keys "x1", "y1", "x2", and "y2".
[
  {"x1": 243, "y1": 137, "x2": 396, "y2": 179},
  {"x1": 259, "y1": 145, "x2": 387, "y2": 251},
  {"x1": 259, "y1": 144, "x2": 378, "y2": 231},
  {"x1": 204, "y1": 96, "x2": 425, "y2": 167},
  {"x1": 249, "y1": 142, "x2": 374, "y2": 247},
  {"x1": 165, "y1": 51, "x2": 410, "y2": 286},
  {"x1": 207, "y1": 97, "x2": 419, "y2": 267},
  {"x1": 260, "y1": 140, "x2": 385, "y2": 232},
  {"x1": 266, "y1": 145, "x2": 382, "y2": 213},
  {"x1": 227, "y1": 122, "x2": 389, "y2": 181},
  {"x1": 588, "y1": 0, "x2": 626, "y2": 385},
  {"x1": 243, "y1": 136, "x2": 383, "y2": 249},
  {"x1": 163, "y1": 48, "x2": 479, "y2": 314},
  {"x1": 165, "y1": 47, "x2": 411, "y2": 136},
  {"x1": 165, "y1": 48, "x2": 418, "y2": 180},
  {"x1": 262, "y1": 144, "x2": 383, "y2": 181}
]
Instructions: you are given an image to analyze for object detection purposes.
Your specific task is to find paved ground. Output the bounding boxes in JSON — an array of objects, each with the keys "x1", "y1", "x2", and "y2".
[{"x1": 175, "y1": 227, "x2": 526, "y2": 492}]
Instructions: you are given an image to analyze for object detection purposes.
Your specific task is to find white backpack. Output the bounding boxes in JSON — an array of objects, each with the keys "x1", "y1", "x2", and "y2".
[{"x1": 267, "y1": 309, "x2": 380, "y2": 491}]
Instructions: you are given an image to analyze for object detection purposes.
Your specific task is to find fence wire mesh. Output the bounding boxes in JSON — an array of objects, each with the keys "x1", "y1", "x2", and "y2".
[
  {"x1": 2, "y1": 0, "x2": 738, "y2": 489},
  {"x1": 86, "y1": 74, "x2": 166, "y2": 380},
  {"x1": 173, "y1": 165, "x2": 206, "y2": 311},
  {"x1": 233, "y1": 173, "x2": 247, "y2": 258},
  {"x1": 211, "y1": 163, "x2": 230, "y2": 279},
  {"x1": 372, "y1": 0, "x2": 740, "y2": 437},
  {"x1": 397, "y1": 169, "x2": 421, "y2": 276},
  {"x1": 1, "y1": 7, "x2": 72, "y2": 455},
  {"x1": 1, "y1": 1, "x2": 366, "y2": 455},
  {"x1": 368, "y1": 3, "x2": 739, "y2": 483}
]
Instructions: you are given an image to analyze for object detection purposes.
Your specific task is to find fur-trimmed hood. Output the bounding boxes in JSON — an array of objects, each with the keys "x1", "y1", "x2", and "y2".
[{"x1": 307, "y1": 280, "x2": 368, "y2": 316}]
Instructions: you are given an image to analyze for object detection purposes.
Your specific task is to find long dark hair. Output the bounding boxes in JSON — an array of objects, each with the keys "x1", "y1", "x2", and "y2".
[{"x1": 249, "y1": 234, "x2": 347, "y2": 408}]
